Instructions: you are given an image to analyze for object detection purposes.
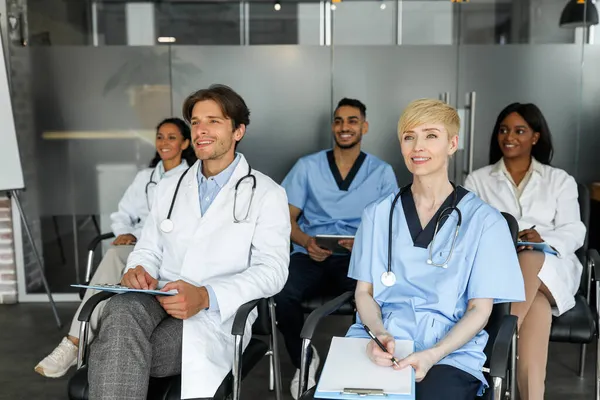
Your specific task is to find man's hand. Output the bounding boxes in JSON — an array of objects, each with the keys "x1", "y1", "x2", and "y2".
[
  {"x1": 121, "y1": 265, "x2": 158, "y2": 290},
  {"x1": 113, "y1": 234, "x2": 137, "y2": 246},
  {"x1": 338, "y1": 238, "x2": 354, "y2": 252},
  {"x1": 396, "y1": 349, "x2": 439, "y2": 382},
  {"x1": 157, "y1": 280, "x2": 209, "y2": 319},
  {"x1": 304, "y1": 237, "x2": 332, "y2": 262}
]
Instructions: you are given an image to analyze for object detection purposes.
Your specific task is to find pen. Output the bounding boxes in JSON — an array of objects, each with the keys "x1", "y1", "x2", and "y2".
[
  {"x1": 362, "y1": 324, "x2": 400, "y2": 368},
  {"x1": 529, "y1": 225, "x2": 536, "y2": 230}
]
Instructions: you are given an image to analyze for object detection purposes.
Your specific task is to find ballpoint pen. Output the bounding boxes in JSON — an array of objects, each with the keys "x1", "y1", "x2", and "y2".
[{"x1": 362, "y1": 324, "x2": 400, "y2": 368}]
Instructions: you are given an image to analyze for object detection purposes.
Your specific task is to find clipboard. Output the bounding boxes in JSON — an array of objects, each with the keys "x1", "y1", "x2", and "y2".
[
  {"x1": 71, "y1": 284, "x2": 177, "y2": 296},
  {"x1": 517, "y1": 241, "x2": 558, "y2": 255},
  {"x1": 315, "y1": 235, "x2": 354, "y2": 254},
  {"x1": 314, "y1": 337, "x2": 415, "y2": 399}
]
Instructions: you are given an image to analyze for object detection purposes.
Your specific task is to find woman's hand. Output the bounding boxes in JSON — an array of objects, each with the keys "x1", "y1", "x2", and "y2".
[
  {"x1": 396, "y1": 349, "x2": 439, "y2": 382},
  {"x1": 366, "y1": 333, "x2": 396, "y2": 367},
  {"x1": 518, "y1": 228, "x2": 542, "y2": 251},
  {"x1": 518, "y1": 228, "x2": 542, "y2": 243},
  {"x1": 113, "y1": 234, "x2": 137, "y2": 246}
]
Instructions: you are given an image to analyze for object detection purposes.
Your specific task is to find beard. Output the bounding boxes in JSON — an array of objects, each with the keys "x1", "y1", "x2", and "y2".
[{"x1": 334, "y1": 131, "x2": 362, "y2": 149}]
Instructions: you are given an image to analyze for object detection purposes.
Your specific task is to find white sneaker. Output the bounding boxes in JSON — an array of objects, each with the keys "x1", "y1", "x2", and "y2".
[
  {"x1": 290, "y1": 345, "x2": 320, "y2": 400},
  {"x1": 35, "y1": 337, "x2": 78, "y2": 378}
]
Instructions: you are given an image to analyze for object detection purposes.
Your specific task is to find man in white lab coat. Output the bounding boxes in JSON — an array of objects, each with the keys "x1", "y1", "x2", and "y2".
[{"x1": 87, "y1": 84, "x2": 291, "y2": 400}]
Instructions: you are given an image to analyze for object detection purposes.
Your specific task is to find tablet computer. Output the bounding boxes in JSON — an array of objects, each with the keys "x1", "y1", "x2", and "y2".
[{"x1": 315, "y1": 234, "x2": 354, "y2": 254}]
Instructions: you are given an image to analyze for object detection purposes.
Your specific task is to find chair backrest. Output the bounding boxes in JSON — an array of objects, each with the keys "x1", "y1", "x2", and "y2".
[
  {"x1": 482, "y1": 212, "x2": 518, "y2": 360},
  {"x1": 500, "y1": 212, "x2": 519, "y2": 247},
  {"x1": 252, "y1": 298, "x2": 272, "y2": 336},
  {"x1": 577, "y1": 183, "x2": 591, "y2": 293}
]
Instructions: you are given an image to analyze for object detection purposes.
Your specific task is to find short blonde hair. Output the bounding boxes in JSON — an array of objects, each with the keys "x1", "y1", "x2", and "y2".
[{"x1": 398, "y1": 99, "x2": 460, "y2": 138}]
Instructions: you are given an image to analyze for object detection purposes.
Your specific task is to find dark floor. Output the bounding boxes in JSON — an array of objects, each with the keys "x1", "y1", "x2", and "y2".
[{"x1": 0, "y1": 302, "x2": 595, "y2": 399}]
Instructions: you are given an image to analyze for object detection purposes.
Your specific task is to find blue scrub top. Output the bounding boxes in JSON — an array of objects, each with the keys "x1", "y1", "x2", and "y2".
[
  {"x1": 281, "y1": 149, "x2": 398, "y2": 254},
  {"x1": 346, "y1": 186, "x2": 525, "y2": 395}
]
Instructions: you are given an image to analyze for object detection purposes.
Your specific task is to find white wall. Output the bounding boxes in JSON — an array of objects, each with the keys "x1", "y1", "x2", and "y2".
[
  {"x1": 400, "y1": 1, "x2": 453, "y2": 45},
  {"x1": 297, "y1": 1, "x2": 455, "y2": 46},
  {"x1": 126, "y1": 3, "x2": 155, "y2": 45},
  {"x1": 332, "y1": 1, "x2": 396, "y2": 45},
  {"x1": 298, "y1": 3, "x2": 322, "y2": 44}
]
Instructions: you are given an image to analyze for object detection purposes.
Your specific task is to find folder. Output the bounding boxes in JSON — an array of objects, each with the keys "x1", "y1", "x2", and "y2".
[
  {"x1": 71, "y1": 283, "x2": 176, "y2": 296},
  {"x1": 517, "y1": 241, "x2": 558, "y2": 255},
  {"x1": 315, "y1": 337, "x2": 415, "y2": 399}
]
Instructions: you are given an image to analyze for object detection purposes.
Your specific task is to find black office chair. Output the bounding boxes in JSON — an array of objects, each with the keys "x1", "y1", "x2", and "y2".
[
  {"x1": 67, "y1": 292, "x2": 283, "y2": 400},
  {"x1": 549, "y1": 183, "x2": 600, "y2": 398},
  {"x1": 296, "y1": 212, "x2": 520, "y2": 400},
  {"x1": 78, "y1": 232, "x2": 116, "y2": 299}
]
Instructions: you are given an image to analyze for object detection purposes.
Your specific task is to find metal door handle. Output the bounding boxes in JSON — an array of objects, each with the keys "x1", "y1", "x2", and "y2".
[
  {"x1": 439, "y1": 92, "x2": 450, "y2": 104},
  {"x1": 465, "y1": 91, "x2": 476, "y2": 175}
]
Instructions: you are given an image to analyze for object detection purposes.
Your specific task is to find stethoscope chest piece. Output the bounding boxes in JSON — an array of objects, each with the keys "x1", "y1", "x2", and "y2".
[
  {"x1": 160, "y1": 219, "x2": 174, "y2": 233},
  {"x1": 381, "y1": 271, "x2": 397, "y2": 287}
]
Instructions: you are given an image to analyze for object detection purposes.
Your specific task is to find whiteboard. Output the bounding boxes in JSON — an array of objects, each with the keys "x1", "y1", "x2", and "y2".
[{"x1": 0, "y1": 29, "x2": 24, "y2": 191}]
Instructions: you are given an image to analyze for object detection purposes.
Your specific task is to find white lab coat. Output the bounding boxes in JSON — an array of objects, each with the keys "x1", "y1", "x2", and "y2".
[
  {"x1": 126, "y1": 154, "x2": 291, "y2": 399},
  {"x1": 110, "y1": 160, "x2": 189, "y2": 239},
  {"x1": 465, "y1": 158, "x2": 586, "y2": 316}
]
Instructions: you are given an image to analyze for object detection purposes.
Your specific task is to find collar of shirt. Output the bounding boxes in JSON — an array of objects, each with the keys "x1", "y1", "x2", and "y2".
[
  {"x1": 155, "y1": 161, "x2": 166, "y2": 180},
  {"x1": 492, "y1": 157, "x2": 543, "y2": 177},
  {"x1": 493, "y1": 157, "x2": 543, "y2": 199},
  {"x1": 197, "y1": 153, "x2": 241, "y2": 189}
]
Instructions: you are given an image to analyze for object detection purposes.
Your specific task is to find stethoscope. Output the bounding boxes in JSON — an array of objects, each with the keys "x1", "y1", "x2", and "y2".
[
  {"x1": 145, "y1": 170, "x2": 158, "y2": 210},
  {"x1": 159, "y1": 164, "x2": 257, "y2": 233},
  {"x1": 380, "y1": 183, "x2": 463, "y2": 287}
]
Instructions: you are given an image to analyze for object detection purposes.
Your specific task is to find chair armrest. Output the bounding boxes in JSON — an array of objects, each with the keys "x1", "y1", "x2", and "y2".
[
  {"x1": 590, "y1": 249, "x2": 600, "y2": 318},
  {"x1": 88, "y1": 232, "x2": 115, "y2": 252},
  {"x1": 77, "y1": 292, "x2": 117, "y2": 322},
  {"x1": 231, "y1": 298, "x2": 262, "y2": 336},
  {"x1": 488, "y1": 315, "x2": 517, "y2": 379},
  {"x1": 300, "y1": 291, "x2": 354, "y2": 341},
  {"x1": 590, "y1": 249, "x2": 600, "y2": 282}
]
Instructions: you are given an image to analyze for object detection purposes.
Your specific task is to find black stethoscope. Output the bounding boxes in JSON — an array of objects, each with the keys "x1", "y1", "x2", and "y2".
[
  {"x1": 145, "y1": 170, "x2": 158, "y2": 210},
  {"x1": 159, "y1": 164, "x2": 257, "y2": 233},
  {"x1": 380, "y1": 183, "x2": 463, "y2": 287}
]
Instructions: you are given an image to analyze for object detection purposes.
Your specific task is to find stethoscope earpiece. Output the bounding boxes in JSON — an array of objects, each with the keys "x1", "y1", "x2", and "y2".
[{"x1": 159, "y1": 163, "x2": 256, "y2": 233}]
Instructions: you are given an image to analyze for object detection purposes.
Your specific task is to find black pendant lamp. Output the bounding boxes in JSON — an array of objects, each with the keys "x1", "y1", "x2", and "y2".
[{"x1": 559, "y1": 0, "x2": 599, "y2": 28}]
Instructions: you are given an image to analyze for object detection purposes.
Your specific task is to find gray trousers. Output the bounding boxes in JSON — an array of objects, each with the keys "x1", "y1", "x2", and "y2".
[
  {"x1": 69, "y1": 245, "x2": 133, "y2": 340},
  {"x1": 88, "y1": 292, "x2": 183, "y2": 400}
]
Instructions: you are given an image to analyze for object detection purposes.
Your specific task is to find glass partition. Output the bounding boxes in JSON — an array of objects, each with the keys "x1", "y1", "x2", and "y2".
[
  {"x1": 14, "y1": 0, "x2": 600, "y2": 298},
  {"x1": 24, "y1": 46, "x2": 171, "y2": 294}
]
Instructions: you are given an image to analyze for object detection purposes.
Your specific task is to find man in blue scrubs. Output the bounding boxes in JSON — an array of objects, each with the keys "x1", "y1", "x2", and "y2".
[{"x1": 275, "y1": 98, "x2": 398, "y2": 398}]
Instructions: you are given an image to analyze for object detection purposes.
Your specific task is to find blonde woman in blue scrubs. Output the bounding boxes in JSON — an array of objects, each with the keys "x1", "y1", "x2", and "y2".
[{"x1": 347, "y1": 99, "x2": 525, "y2": 399}]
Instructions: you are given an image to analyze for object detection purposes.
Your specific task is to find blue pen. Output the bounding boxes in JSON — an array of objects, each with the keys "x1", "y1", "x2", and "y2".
[{"x1": 363, "y1": 324, "x2": 400, "y2": 368}]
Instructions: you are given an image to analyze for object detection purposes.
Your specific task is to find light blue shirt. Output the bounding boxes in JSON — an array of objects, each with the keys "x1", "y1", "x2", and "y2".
[
  {"x1": 281, "y1": 150, "x2": 398, "y2": 254},
  {"x1": 345, "y1": 188, "x2": 525, "y2": 395},
  {"x1": 197, "y1": 154, "x2": 241, "y2": 215},
  {"x1": 196, "y1": 154, "x2": 241, "y2": 311}
]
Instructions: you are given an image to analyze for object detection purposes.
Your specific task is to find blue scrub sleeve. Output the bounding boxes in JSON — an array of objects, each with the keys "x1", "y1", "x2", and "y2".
[
  {"x1": 281, "y1": 159, "x2": 308, "y2": 210},
  {"x1": 348, "y1": 206, "x2": 376, "y2": 283},
  {"x1": 467, "y1": 215, "x2": 526, "y2": 303},
  {"x1": 205, "y1": 285, "x2": 219, "y2": 311},
  {"x1": 380, "y1": 165, "x2": 399, "y2": 197}
]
